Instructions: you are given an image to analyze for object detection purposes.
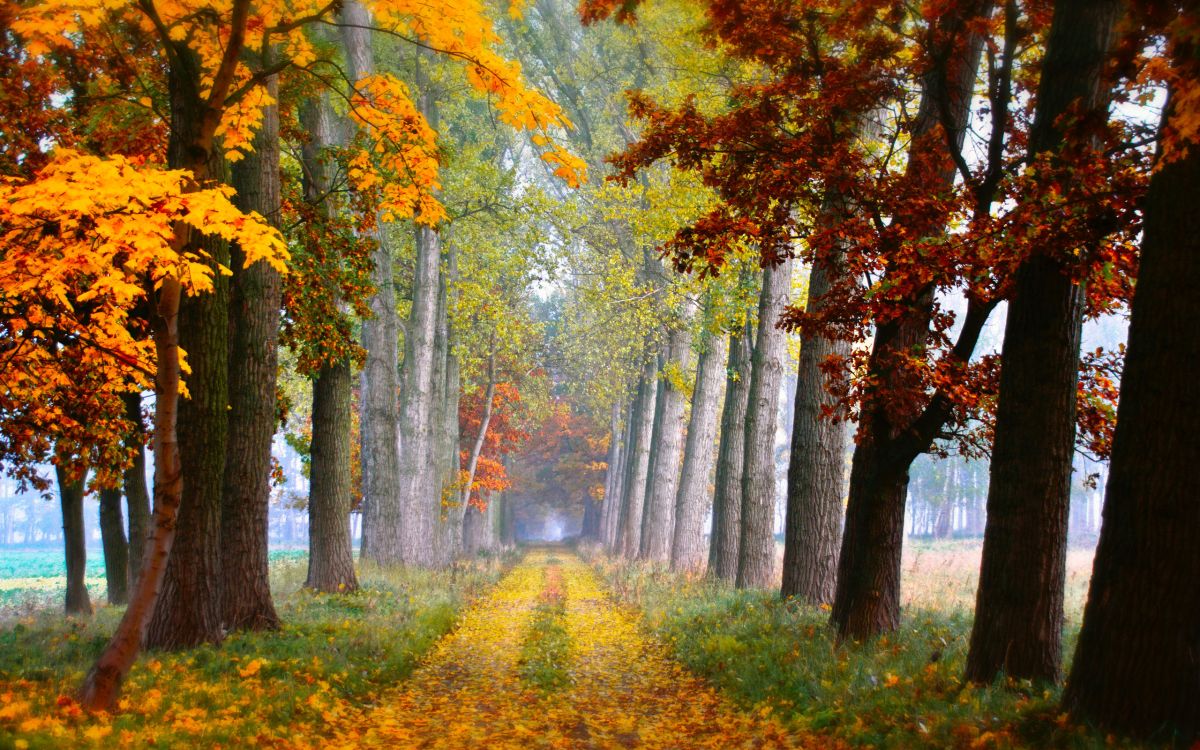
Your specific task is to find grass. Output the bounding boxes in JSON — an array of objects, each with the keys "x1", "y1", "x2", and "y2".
[
  {"x1": 517, "y1": 560, "x2": 572, "y2": 693},
  {"x1": 0, "y1": 550, "x2": 515, "y2": 748},
  {"x1": 591, "y1": 541, "x2": 1158, "y2": 750}
]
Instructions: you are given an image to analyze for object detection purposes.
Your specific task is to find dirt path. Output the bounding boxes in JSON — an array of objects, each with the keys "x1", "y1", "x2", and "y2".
[{"x1": 326, "y1": 548, "x2": 822, "y2": 749}]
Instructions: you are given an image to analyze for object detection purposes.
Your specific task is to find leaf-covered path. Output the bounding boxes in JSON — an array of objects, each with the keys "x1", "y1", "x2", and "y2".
[{"x1": 326, "y1": 548, "x2": 823, "y2": 749}]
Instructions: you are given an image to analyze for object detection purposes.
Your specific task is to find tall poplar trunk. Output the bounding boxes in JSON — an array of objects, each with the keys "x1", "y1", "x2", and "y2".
[
  {"x1": 98, "y1": 487, "x2": 129, "y2": 606},
  {"x1": 1062, "y1": 93, "x2": 1200, "y2": 742},
  {"x1": 122, "y1": 394, "x2": 151, "y2": 588},
  {"x1": 640, "y1": 326, "x2": 692, "y2": 562},
  {"x1": 599, "y1": 399, "x2": 623, "y2": 546},
  {"x1": 441, "y1": 242, "x2": 462, "y2": 560},
  {"x1": 671, "y1": 332, "x2": 726, "y2": 572},
  {"x1": 782, "y1": 252, "x2": 850, "y2": 604},
  {"x1": 79, "y1": 7, "x2": 250, "y2": 703},
  {"x1": 146, "y1": 78, "x2": 231, "y2": 651},
  {"x1": 604, "y1": 397, "x2": 634, "y2": 550},
  {"x1": 708, "y1": 319, "x2": 754, "y2": 581},
  {"x1": 967, "y1": 0, "x2": 1121, "y2": 685},
  {"x1": 737, "y1": 258, "x2": 792, "y2": 589},
  {"x1": 618, "y1": 356, "x2": 658, "y2": 558},
  {"x1": 301, "y1": 93, "x2": 358, "y2": 594},
  {"x1": 395, "y1": 224, "x2": 442, "y2": 567},
  {"x1": 342, "y1": 0, "x2": 404, "y2": 566},
  {"x1": 221, "y1": 73, "x2": 281, "y2": 632},
  {"x1": 58, "y1": 465, "x2": 92, "y2": 616},
  {"x1": 832, "y1": 0, "x2": 992, "y2": 640}
]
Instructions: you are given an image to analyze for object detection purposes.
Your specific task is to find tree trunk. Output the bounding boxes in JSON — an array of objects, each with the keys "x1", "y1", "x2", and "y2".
[
  {"x1": 1061, "y1": 95, "x2": 1200, "y2": 742},
  {"x1": 671, "y1": 332, "x2": 727, "y2": 572},
  {"x1": 967, "y1": 0, "x2": 1121, "y2": 685},
  {"x1": 98, "y1": 487, "x2": 129, "y2": 606},
  {"x1": 58, "y1": 465, "x2": 92, "y2": 616},
  {"x1": 307, "y1": 361, "x2": 359, "y2": 593},
  {"x1": 145, "y1": 94, "x2": 231, "y2": 651},
  {"x1": 604, "y1": 396, "x2": 633, "y2": 550},
  {"x1": 434, "y1": 237, "x2": 461, "y2": 565},
  {"x1": 737, "y1": 258, "x2": 792, "y2": 589},
  {"x1": 394, "y1": 224, "x2": 442, "y2": 567},
  {"x1": 640, "y1": 325, "x2": 692, "y2": 562},
  {"x1": 221, "y1": 73, "x2": 282, "y2": 633},
  {"x1": 300, "y1": 92, "x2": 359, "y2": 595},
  {"x1": 342, "y1": 0, "x2": 404, "y2": 567},
  {"x1": 79, "y1": 14, "x2": 249, "y2": 701},
  {"x1": 782, "y1": 253, "x2": 850, "y2": 604},
  {"x1": 618, "y1": 355, "x2": 658, "y2": 558},
  {"x1": 708, "y1": 319, "x2": 754, "y2": 581},
  {"x1": 122, "y1": 394, "x2": 151, "y2": 588},
  {"x1": 831, "y1": 0, "x2": 992, "y2": 640},
  {"x1": 599, "y1": 399, "x2": 623, "y2": 546}
]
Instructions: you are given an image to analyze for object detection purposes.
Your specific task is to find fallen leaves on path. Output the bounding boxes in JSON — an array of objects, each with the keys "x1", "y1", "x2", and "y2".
[{"x1": 328, "y1": 548, "x2": 832, "y2": 749}]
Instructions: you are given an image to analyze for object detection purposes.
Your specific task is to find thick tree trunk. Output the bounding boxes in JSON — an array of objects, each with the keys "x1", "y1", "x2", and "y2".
[
  {"x1": 145, "y1": 118, "x2": 230, "y2": 652},
  {"x1": 342, "y1": 0, "x2": 404, "y2": 566},
  {"x1": 967, "y1": 0, "x2": 1121, "y2": 685},
  {"x1": 462, "y1": 501, "x2": 493, "y2": 554},
  {"x1": 221, "y1": 73, "x2": 282, "y2": 633},
  {"x1": 440, "y1": 241, "x2": 462, "y2": 562},
  {"x1": 708, "y1": 319, "x2": 754, "y2": 581},
  {"x1": 58, "y1": 465, "x2": 92, "y2": 616},
  {"x1": 618, "y1": 356, "x2": 659, "y2": 558},
  {"x1": 640, "y1": 326, "x2": 692, "y2": 562},
  {"x1": 98, "y1": 487, "x2": 129, "y2": 606},
  {"x1": 300, "y1": 93, "x2": 359, "y2": 594},
  {"x1": 782, "y1": 254, "x2": 850, "y2": 604},
  {"x1": 122, "y1": 394, "x2": 151, "y2": 588},
  {"x1": 307, "y1": 361, "x2": 359, "y2": 593},
  {"x1": 1061, "y1": 100, "x2": 1200, "y2": 742},
  {"x1": 604, "y1": 397, "x2": 634, "y2": 550},
  {"x1": 671, "y1": 332, "x2": 726, "y2": 573},
  {"x1": 79, "y1": 13, "x2": 249, "y2": 701},
  {"x1": 737, "y1": 259, "x2": 792, "y2": 589},
  {"x1": 395, "y1": 224, "x2": 442, "y2": 567},
  {"x1": 831, "y1": 0, "x2": 992, "y2": 640}
]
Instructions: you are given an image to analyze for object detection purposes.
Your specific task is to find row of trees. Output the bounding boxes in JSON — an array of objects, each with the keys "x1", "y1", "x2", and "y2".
[
  {"x1": 1, "y1": 0, "x2": 583, "y2": 710},
  {"x1": 569, "y1": 0, "x2": 1197, "y2": 741}
]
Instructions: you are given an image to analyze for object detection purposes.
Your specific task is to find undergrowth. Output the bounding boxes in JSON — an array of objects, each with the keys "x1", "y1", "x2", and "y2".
[
  {"x1": 592, "y1": 555, "x2": 1158, "y2": 750},
  {"x1": 0, "y1": 550, "x2": 516, "y2": 748}
]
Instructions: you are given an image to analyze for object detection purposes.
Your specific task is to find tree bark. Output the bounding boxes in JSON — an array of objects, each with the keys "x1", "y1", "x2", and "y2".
[
  {"x1": 671, "y1": 331, "x2": 726, "y2": 573},
  {"x1": 708, "y1": 319, "x2": 754, "y2": 581},
  {"x1": 394, "y1": 224, "x2": 442, "y2": 567},
  {"x1": 782, "y1": 252, "x2": 850, "y2": 605},
  {"x1": 98, "y1": 486, "x2": 129, "y2": 606},
  {"x1": 618, "y1": 355, "x2": 659, "y2": 558},
  {"x1": 604, "y1": 396, "x2": 634, "y2": 550},
  {"x1": 640, "y1": 325, "x2": 692, "y2": 562},
  {"x1": 737, "y1": 258, "x2": 792, "y2": 589},
  {"x1": 967, "y1": 0, "x2": 1121, "y2": 684},
  {"x1": 122, "y1": 394, "x2": 151, "y2": 588},
  {"x1": 342, "y1": 0, "x2": 404, "y2": 567},
  {"x1": 145, "y1": 78, "x2": 231, "y2": 652},
  {"x1": 831, "y1": 0, "x2": 992, "y2": 640},
  {"x1": 598, "y1": 399, "x2": 623, "y2": 545},
  {"x1": 58, "y1": 465, "x2": 92, "y2": 616},
  {"x1": 460, "y1": 355, "x2": 496, "y2": 516},
  {"x1": 1061, "y1": 95, "x2": 1200, "y2": 742},
  {"x1": 300, "y1": 92, "x2": 359, "y2": 595},
  {"x1": 221, "y1": 73, "x2": 281, "y2": 633},
  {"x1": 307, "y1": 361, "x2": 360, "y2": 593},
  {"x1": 440, "y1": 241, "x2": 462, "y2": 562},
  {"x1": 79, "y1": 9, "x2": 250, "y2": 702}
]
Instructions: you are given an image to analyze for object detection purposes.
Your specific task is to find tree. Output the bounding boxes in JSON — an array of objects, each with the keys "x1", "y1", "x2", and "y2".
[
  {"x1": 220, "y1": 72, "x2": 283, "y2": 632},
  {"x1": 708, "y1": 318, "x2": 754, "y2": 581},
  {"x1": 98, "y1": 485, "x2": 130, "y2": 605},
  {"x1": 966, "y1": 0, "x2": 1124, "y2": 684},
  {"x1": 57, "y1": 464, "x2": 92, "y2": 616},
  {"x1": 736, "y1": 258, "x2": 792, "y2": 588},
  {"x1": 1062, "y1": 7, "x2": 1200, "y2": 737},
  {"x1": 639, "y1": 323, "x2": 692, "y2": 562}
]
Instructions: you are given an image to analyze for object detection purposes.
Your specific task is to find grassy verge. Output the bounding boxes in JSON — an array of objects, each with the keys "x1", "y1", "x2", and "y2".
[
  {"x1": 0, "y1": 550, "x2": 515, "y2": 748},
  {"x1": 517, "y1": 560, "x2": 572, "y2": 693},
  {"x1": 591, "y1": 555, "x2": 1154, "y2": 750}
]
